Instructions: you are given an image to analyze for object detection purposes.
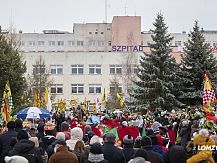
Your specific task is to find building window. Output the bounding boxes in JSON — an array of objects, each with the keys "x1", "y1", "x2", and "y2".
[
  {"x1": 21, "y1": 41, "x2": 25, "y2": 46},
  {"x1": 89, "y1": 65, "x2": 101, "y2": 74},
  {"x1": 49, "y1": 41, "x2": 55, "y2": 46},
  {"x1": 213, "y1": 42, "x2": 217, "y2": 46},
  {"x1": 51, "y1": 84, "x2": 63, "y2": 94},
  {"x1": 33, "y1": 65, "x2": 45, "y2": 75},
  {"x1": 108, "y1": 41, "x2": 112, "y2": 46},
  {"x1": 205, "y1": 42, "x2": 211, "y2": 46},
  {"x1": 89, "y1": 84, "x2": 101, "y2": 94},
  {"x1": 57, "y1": 41, "x2": 64, "y2": 46},
  {"x1": 71, "y1": 84, "x2": 84, "y2": 94},
  {"x1": 71, "y1": 65, "x2": 84, "y2": 74},
  {"x1": 175, "y1": 41, "x2": 181, "y2": 46},
  {"x1": 68, "y1": 41, "x2": 74, "y2": 46},
  {"x1": 88, "y1": 40, "x2": 96, "y2": 46},
  {"x1": 77, "y1": 41, "x2": 84, "y2": 46},
  {"x1": 101, "y1": 32, "x2": 104, "y2": 34},
  {"x1": 50, "y1": 65, "x2": 63, "y2": 74},
  {"x1": 98, "y1": 41, "x2": 105, "y2": 46},
  {"x1": 133, "y1": 64, "x2": 138, "y2": 74},
  {"x1": 89, "y1": 32, "x2": 92, "y2": 34},
  {"x1": 110, "y1": 65, "x2": 122, "y2": 74},
  {"x1": 29, "y1": 41, "x2": 35, "y2": 46},
  {"x1": 38, "y1": 41, "x2": 45, "y2": 46},
  {"x1": 95, "y1": 32, "x2": 98, "y2": 34},
  {"x1": 107, "y1": 28, "x2": 110, "y2": 31},
  {"x1": 110, "y1": 85, "x2": 122, "y2": 94}
]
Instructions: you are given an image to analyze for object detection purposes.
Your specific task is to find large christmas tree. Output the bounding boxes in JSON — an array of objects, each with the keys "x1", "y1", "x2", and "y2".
[
  {"x1": 180, "y1": 21, "x2": 217, "y2": 106},
  {"x1": 131, "y1": 14, "x2": 181, "y2": 111}
]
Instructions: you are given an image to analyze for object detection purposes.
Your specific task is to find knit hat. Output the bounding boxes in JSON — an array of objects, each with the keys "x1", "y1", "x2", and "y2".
[
  {"x1": 128, "y1": 157, "x2": 146, "y2": 163},
  {"x1": 122, "y1": 121, "x2": 128, "y2": 127},
  {"x1": 104, "y1": 133, "x2": 115, "y2": 143},
  {"x1": 90, "y1": 135, "x2": 101, "y2": 145},
  {"x1": 90, "y1": 142, "x2": 103, "y2": 154},
  {"x1": 71, "y1": 127, "x2": 83, "y2": 140},
  {"x1": 84, "y1": 125, "x2": 92, "y2": 134},
  {"x1": 17, "y1": 130, "x2": 29, "y2": 141},
  {"x1": 123, "y1": 135, "x2": 134, "y2": 145},
  {"x1": 61, "y1": 122, "x2": 69, "y2": 130},
  {"x1": 141, "y1": 136, "x2": 152, "y2": 146},
  {"x1": 5, "y1": 156, "x2": 28, "y2": 163},
  {"x1": 56, "y1": 132, "x2": 66, "y2": 140}
]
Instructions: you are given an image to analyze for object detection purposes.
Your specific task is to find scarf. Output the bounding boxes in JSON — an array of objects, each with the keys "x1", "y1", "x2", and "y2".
[{"x1": 88, "y1": 153, "x2": 104, "y2": 162}]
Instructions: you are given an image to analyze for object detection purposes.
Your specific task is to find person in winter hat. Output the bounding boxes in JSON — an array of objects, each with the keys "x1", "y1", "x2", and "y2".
[
  {"x1": 8, "y1": 130, "x2": 43, "y2": 163},
  {"x1": 66, "y1": 127, "x2": 83, "y2": 151},
  {"x1": 140, "y1": 136, "x2": 164, "y2": 163},
  {"x1": 168, "y1": 145, "x2": 187, "y2": 163},
  {"x1": 102, "y1": 133, "x2": 126, "y2": 163},
  {"x1": 5, "y1": 156, "x2": 28, "y2": 163},
  {"x1": 80, "y1": 135, "x2": 102, "y2": 163},
  {"x1": 56, "y1": 132, "x2": 65, "y2": 140},
  {"x1": 60, "y1": 122, "x2": 71, "y2": 140},
  {"x1": 0, "y1": 121, "x2": 17, "y2": 162},
  {"x1": 83, "y1": 125, "x2": 92, "y2": 144},
  {"x1": 48, "y1": 139, "x2": 79, "y2": 163},
  {"x1": 85, "y1": 142, "x2": 108, "y2": 163},
  {"x1": 122, "y1": 135, "x2": 135, "y2": 162}
]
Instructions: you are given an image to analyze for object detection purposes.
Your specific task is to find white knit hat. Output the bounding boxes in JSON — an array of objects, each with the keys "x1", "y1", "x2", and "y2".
[{"x1": 5, "y1": 156, "x2": 28, "y2": 163}]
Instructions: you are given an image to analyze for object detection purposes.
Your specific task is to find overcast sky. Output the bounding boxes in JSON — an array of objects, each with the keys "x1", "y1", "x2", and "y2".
[{"x1": 1, "y1": 0, "x2": 217, "y2": 33}]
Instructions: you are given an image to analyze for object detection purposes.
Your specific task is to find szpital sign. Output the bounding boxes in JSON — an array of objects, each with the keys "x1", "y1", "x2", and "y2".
[{"x1": 112, "y1": 45, "x2": 145, "y2": 52}]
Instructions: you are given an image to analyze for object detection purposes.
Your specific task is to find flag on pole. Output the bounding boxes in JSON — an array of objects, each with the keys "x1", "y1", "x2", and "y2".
[
  {"x1": 117, "y1": 92, "x2": 124, "y2": 107},
  {"x1": 203, "y1": 72, "x2": 216, "y2": 112},
  {"x1": 33, "y1": 88, "x2": 38, "y2": 107},
  {"x1": 96, "y1": 98, "x2": 100, "y2": 112},
  {"x1": 93, "y1": 100, "x2": 96, "y2": 114},
  {"x1": 83, "y1": 97, "x2": 87, "y2": 114},
  {"x1": 2, "y1": 81, "x2": 13, "y2": 123},
  {"x1": 45, "y1": 87, "x2": 52, "y2": 112},
  {"x1": 102, "y1": 88, "x2": 106, "y2": 106}
]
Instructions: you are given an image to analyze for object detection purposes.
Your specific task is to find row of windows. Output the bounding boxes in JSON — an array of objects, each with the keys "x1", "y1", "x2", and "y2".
[
  {"x1": 34, "y1": 64, "x2": 138, "y2": 75},
  {"x1": 50, "y1": 84, "x2": 122, "y2": 94},
  {"x1": 25, "y1": 40, "x2": 112, "y2": 47}
]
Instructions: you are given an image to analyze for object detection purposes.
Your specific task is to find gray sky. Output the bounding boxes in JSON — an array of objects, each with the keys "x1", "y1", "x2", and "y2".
[{"x1": 1, "y1": 0, "x2": 217, "y2": 33}]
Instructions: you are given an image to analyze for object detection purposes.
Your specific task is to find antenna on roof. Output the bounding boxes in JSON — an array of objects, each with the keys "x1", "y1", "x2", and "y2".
[{"x1": 105, "y1": 0, "x2": 108, "y2": 23}]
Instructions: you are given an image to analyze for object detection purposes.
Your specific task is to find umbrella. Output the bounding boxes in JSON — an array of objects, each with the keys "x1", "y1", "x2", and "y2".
[{"x1": 16, "y1": 107, "x2": 51, "y2": 119}]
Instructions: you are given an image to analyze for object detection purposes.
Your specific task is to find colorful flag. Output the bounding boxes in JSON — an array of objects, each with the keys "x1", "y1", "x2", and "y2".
[
  {"x1": 2, "y1": 81, "x2": 13, "y2": 123},
  {"x1": 45, "y1": 87, "x2": 52, "y2": 112},
  {"x1": 33, "y1": 88, "x2": 38, "y2": 107},
  {"x1": 83, "y1": 97, "x2": 87, "y2": 114},
  {"x1": 203, "y1": 72, "x2": 216, "y2": 112},
  {"x1": 58, "y1": 99, "x2": 66, "y2": 113},
  {"x1": 96, "y1": 98, "x2": 100, "y2": 112},
  {"x1": 102, "y1": 88, "x2": 106, "y2": 106},
  {"x1": 117, "y1": 92, "x2": 124, "y2": 107},
  {"x1": 93, "y1": 100, "x2": 96, "y2": 114}
]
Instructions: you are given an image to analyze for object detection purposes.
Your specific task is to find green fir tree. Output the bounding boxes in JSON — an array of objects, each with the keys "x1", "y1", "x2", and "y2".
[
  {"x1": 131, "y1": 13, "x2": 181, "y2": 111},
  {"x1": 0, "y1": 34, "x2": 26, "y2": 111},
  {"x1": 180, "y1": 21, "x2": 217, "y2": 106}
]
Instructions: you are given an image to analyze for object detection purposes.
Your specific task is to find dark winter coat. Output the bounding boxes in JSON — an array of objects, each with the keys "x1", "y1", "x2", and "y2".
[
  {"x1": 179, "y1": 125, "x2": 190, "y2": 147},
  {"x1": 152, "y1": 145, "x2": 168, "y2": 162},
  {"x1": 122, "y1": 146, "x2": 135, "y2": 162},
  {"x1": 102, "y1": 143, "x2": 126, "y2": 163},
  {"x1": 48, "y1": 145, "x2": 79, "y2": 163},
  {"x1": 142, "y1": 145, "x2": 164, "y2": 163},
  {"x1": 0, "y1": 129, "x2": 17, "y2": 161},
  {"x1": 168, "y1": 145, "x2": 187, "y2": 163},
  {"x1": 9, "y1": 139, "x2": 43, "y2": 163}
]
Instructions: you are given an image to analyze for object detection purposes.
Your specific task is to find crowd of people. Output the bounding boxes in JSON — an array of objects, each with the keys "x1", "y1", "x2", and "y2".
[{"x1": 0, "y1": 107, "x2": 217, "y2": 163}]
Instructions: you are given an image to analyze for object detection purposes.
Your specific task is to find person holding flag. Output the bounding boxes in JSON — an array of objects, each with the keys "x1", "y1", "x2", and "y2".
[{"x1": 93, "y1": 100, "x2": 97, "y2": 114}]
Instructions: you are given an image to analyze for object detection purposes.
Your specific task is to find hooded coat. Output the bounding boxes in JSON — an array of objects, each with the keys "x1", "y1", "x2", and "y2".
[
  {"x1": 9, "y1": 139, "x2": 43, "y2": 163},
  {"x1": 66, "y1": 127, "x2": 83, "y2": 151}
]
